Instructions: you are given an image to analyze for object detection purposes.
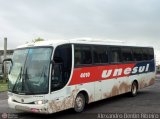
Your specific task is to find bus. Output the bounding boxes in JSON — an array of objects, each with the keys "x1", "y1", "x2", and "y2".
[{"x1": 4, "y1": 39, "x2": 156, "y2": 114}]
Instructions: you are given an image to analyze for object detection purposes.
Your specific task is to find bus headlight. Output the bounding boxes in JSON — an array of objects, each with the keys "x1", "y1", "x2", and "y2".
[{"x1": 34, "y1": 100, "x2": 48, "y2": 105}]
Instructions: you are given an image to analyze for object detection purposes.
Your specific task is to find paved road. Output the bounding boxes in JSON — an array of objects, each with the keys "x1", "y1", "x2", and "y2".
[{"x1": 0, "y1": 78, "x2": 160, "y2": 119}]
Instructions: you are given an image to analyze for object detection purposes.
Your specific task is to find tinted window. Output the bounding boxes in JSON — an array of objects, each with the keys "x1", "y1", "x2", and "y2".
[
  {"x1": 121, "y1": 47, "x2": 133, "y2": 62},
  {"x1": 51, "y1": 44, "x2": 72, "y2": 91},
  {"x1": 142, "y1": 48, "x2": 149, "y2": 60},
  {"x1": 133, "y1": 48, "x2": 143, "y2": 61},
  {"x1": 110, "y1": 47, "x2": 121, "y2": 63},
  {"x1": 75, "y1": 45, "x2": 92, "y2": 66},
  {"x1": 148, "y1": 48, "x2": 154, "y2": 60},
  {"x1": 93, "y1": 46, "x2": 108, "y2": 63}
]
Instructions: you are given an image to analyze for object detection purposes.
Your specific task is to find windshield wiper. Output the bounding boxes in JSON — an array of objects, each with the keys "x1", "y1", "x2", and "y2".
[{"x1": 12, "y1": 67, "x2": 22, "y2": 93}]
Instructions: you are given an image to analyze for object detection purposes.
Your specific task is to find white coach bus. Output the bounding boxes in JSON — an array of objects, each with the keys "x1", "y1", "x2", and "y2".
[{"x1": 4, "y1": 39, "x2": 156, "y2": 114}]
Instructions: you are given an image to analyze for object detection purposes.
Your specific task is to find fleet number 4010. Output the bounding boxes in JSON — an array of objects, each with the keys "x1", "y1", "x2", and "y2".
[{"x1": 80, "y1": 72, "x2": 90, "y2": 78}]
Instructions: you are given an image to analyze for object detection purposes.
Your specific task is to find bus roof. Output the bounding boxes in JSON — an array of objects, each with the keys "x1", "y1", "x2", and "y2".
[{"x1": 17, "y1": 38, "x2": 153, "y2": 49}]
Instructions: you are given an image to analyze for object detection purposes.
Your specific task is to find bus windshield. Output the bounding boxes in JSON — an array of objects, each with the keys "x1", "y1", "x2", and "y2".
[{"x1": 8, "y1": 47, "x2": 52, "y2": 95}]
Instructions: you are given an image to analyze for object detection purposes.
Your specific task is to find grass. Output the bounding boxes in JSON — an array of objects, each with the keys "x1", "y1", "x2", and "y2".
[{"x1": 0, "y1": 80, "x2": 8, "y2": 92}]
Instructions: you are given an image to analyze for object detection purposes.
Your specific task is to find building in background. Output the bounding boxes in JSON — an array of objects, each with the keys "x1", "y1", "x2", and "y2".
[{"x1": 0, "y1": 50, "x2": 14, "y2": 76}]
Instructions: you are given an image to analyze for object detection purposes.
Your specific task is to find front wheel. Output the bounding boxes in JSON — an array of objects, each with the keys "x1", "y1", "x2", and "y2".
[
  {"x1": 130, "y1": 81, "x2": 138, "y2": 97},
  {"x1": 74, "y1": 93, "x2": 85, "y2": 113}
]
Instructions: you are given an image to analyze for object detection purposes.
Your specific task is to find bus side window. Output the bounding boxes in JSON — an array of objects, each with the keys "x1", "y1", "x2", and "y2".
[
  {"x1": 74, "y1": 45, "x2": 92, "y2": 66},
  {"x1": 110, "y1": 47, "x2": 121, "y2": 63},
  {"x1": 121, "y1": 47, "x2": 133, "y2": 62},
  {"x1": 82, "y1": 47, "x2": 92, "y2": 64},
  {"x1": 133, "y1": 48, "x2": 143, "y2": 61},
  {"x1": 142, "y1": 48, "x2": 149, "y2": 60},
  {"x1": 93, "y1": 46, "x2": 108, "y2": 64},
  {"x1": 148, "y1": 48, "x2": 154, "y2": 60},
  {"x1": 75, "y1": 47, "x2": 81, "y2": 65}
]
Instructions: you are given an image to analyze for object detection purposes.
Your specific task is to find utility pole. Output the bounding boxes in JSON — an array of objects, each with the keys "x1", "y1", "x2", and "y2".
[{"x1": 4, "y1": 37, "x2": 7, "y2": 81}]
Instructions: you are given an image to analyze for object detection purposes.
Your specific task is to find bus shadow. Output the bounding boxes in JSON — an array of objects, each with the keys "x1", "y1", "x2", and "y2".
[
  {"x1": 18, "y1": 109, "x2": 76, "y2": 119},
  {"x1": 86, "y1": 90, "x2": 153, "y2": 110},
  {"x1": 17, "y1": 91, "x2": 152, "y2": 119},
  {"x1": 85, "y1": 93, "x2": 131, "y2": 111}
]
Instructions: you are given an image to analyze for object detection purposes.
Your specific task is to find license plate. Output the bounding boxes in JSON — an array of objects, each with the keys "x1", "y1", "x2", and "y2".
[{"x1": 15, "y1": 105, "x2": 30, "y2": 111}]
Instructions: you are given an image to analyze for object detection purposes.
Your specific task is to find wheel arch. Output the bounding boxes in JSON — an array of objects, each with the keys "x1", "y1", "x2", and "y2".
[{"x1": 76, "y1": 89, "x2": 89, "y2": 104}]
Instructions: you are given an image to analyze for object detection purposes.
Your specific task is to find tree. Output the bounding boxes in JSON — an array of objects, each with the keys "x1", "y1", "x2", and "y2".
[{"x1": 32, "y1": 37, "x2": 44, "y2": 43}]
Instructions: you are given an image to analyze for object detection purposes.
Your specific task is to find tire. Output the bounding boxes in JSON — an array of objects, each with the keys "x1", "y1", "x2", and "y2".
[
  {"x1": 74, "y1": 93, "x2": 85, "y2": 113},
  {"x1": 130, "y1": 81, "x2": 138, "y2": 97}
]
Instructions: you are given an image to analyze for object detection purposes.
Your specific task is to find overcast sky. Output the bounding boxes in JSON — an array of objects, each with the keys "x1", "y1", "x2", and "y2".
[{"x1": 0, "y1": 0, "x2": 160, "y2": 62}]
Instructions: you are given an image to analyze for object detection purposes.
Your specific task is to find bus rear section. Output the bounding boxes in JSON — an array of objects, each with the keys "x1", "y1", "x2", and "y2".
[{"x1": 6, "y1": 41, "x2": 155, "y2": 114}]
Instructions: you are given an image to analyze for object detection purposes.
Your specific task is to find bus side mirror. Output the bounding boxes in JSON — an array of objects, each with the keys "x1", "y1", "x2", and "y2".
[{"x1": 2, "y1": 58, "x2": 13, "y2": 74}]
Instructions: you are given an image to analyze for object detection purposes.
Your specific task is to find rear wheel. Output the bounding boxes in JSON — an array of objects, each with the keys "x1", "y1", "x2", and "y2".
[
  {"x1": 130, "y1": 81, "x2": 138, "y2": 97},
  {"x1": 74, "y1": 93, "x2": 85, "y2": 113}
]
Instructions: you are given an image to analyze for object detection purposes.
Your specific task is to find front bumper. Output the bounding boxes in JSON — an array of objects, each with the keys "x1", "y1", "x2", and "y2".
[{"x1": 8, "y1": 97, "x2": 49, "y2": 114}]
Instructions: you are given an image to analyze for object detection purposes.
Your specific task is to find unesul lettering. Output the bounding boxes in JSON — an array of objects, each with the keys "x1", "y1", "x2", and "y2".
[{"x1": 102, "y1": 64, "x2": 149, "y2": 78}]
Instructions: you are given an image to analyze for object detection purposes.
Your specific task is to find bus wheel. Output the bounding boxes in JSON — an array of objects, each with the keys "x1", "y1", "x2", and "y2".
[
  {"x1": 74, "y1": 93, "x2": 85, "y2": 112},
  {"x1": 130, "y1": 81, "x2": 138, "y2": 97}
]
